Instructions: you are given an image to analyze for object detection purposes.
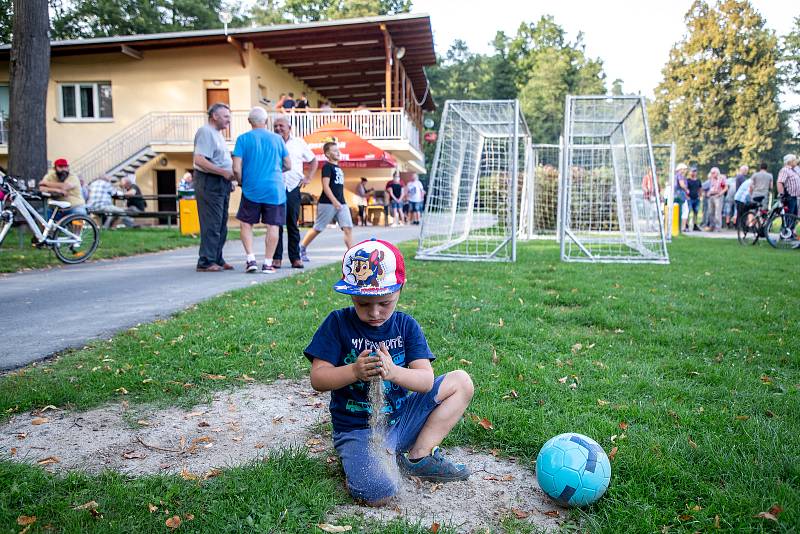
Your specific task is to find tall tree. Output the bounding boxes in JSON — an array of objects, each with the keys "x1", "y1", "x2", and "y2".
[
  {"x1": 53, "y1": 0, "x2": 248, "y2": 39},
  {"x1": 780, "y1": 15, "x2": 800, "y2": 140},
  {"x1": 0, "y1": 0, "x2": 12, "y2": 44},
  {"x1": 281, "y1": 0, "x2": 411, "y2": 22},
  {"x1": 8, "y1": 0, "x2": 50, "y2": 180},
  {"x1": 250, "y1": 0, "x2": 289, "y2": 26},
  {"x1": 488, "y1": 31, "x2": 517, "y2": 100},
  {"x1": 651, "y1": 0, "x2": 782, "y2": 171}
]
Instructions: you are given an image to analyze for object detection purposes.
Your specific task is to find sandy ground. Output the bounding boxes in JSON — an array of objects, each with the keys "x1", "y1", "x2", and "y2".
[{"x1": 0, "y1": 380, "x2": 563, "y2": 533}]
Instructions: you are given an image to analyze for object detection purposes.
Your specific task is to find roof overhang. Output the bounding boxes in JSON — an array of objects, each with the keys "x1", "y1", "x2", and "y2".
[{"x1": 0, "y1": 13, "x2": 435, "y2": 110}]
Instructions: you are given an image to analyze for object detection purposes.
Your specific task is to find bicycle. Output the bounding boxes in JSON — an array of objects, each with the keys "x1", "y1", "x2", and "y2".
[
  {"x1": 737, "y1": 195, "x2": 800, "y2": 249},
  {"x1": 0, "y1": 171, "x2": 100, "y2": 264}
]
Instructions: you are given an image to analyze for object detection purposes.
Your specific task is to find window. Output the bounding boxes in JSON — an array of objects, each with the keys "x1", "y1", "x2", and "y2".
[{"x1": 58, "y1": 82, "x2": 113, "y2": 120}]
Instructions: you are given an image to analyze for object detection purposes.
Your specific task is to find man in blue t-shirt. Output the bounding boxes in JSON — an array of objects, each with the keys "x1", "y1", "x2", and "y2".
[
  {"x1": 305, "y1": 239, "x2": 473, "y2": 505},
  {"x1": 232, "y1": 107, "x2": 291, "y2": 274}
]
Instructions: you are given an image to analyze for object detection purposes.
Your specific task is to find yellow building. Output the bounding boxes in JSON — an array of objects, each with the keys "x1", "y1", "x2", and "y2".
[{"x1": 0, "y1": 14, "x2": 434, "y2": 218}]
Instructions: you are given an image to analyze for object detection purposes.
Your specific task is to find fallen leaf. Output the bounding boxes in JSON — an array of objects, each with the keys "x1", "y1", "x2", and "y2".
[
  {"x1": 115, "y1": 387, "x2": 128, "y2": 395},
  {"x1": 37, "y1": 456, "x2": 60, "y2": 465},
  {"x1": 201, "y1": 374, "x2": 226, "y2": 380},
  {"x1": 459, "y1": 358, "x2": 473, "y2": 365},
  {"x1": 185, "y1": 411, "x2": 203, "y2": 418},
  {"x1": 754, "y1": 505, "x2": 783, "y2": 522},
  {"x1": 491, "y1": 347, "x2": 499, "y2": 365},
  {"x1": 10, "y1": 447, "x2": 17, "y2": 456},
  {"x1": 691, "y1": 505, "x2": 702, "y2": 512},
  {"x1": 17, "y1": 515, "x2": 36, "y2": 526},
  {"x1": 73, "y1": 501, "x2": 98, "y2": 511},
  {"x1": 511, "y1": 508, "x2": 529, "y2": 519},
  {"x1": 509, "y1": 390, "x2": 519, "y2": 398},
  {"x1": 192, "y1": 436, "x2": 212, "y2": 445},
  {"x1": 203, "y1": 468, "x2": 222, "y2": 479},
  {"x1": 501, "y1": 474, "x2": 514, "y2": 481},
  {"x1": 478, "y1": 418, "x2": 494, "y2": 430},
  {"x1": 558, "y1": 376, "x2": 568, "y2": 384},
  {"x1": 148, "y1": 503, "x2": 158, "y2": 513},
  {"x1": 31, "y1": 417, "x2": 49, "y2": 425},
  {"x1": 469, "y1": 413, "x2": 480, "y2": 423},
  {"x1": 489, "y1": 448, "x2": 500, "y2": 457},
  {"x1": 198, "y1": 421, "x2": 210, "y2": 428},
  {"x1": 619, "y1": 421, "x2": 629, "y2": 430},
  {"x1": 430, "y1": 522, "x2": 440, "y2": 534},
  {"x1": 180, "y1": 469, "x2": 198, "y2": 481},
  {"x1": 254, "y1": 443, "x2": 264, "y2": 449},
  {"x1": 678, "y1": 514, "x2": 693, "y2": 521},
  {"x1": 430, "y1": 483, "x2": 443, "y2": 493},
  {"x1": 166, "y1": 515, "x2": 182, "y2": 529},
  {"x1": 571, "y1": 343, "x2": 583, "y2": 354},
  {"x1": 543, "y1": 510, "x2": 560, "y2": 517},
  {"x1": 317, "y1": 524, "x2": 352, "y2": 532},
  {"x1": 122, "y1": 450, "x2": 146, "y2": 460},
  {"x1": 688, "y1": 437, "x2": 698, "y2": 449},
  {"x1": 597, "y1": 399, "x2": 610, "y2": 406},
  {"x1": 735, "y1": 415, "x2": 750, "y2": 421},
  {"x1": 608, "y1": 446, "x2": 618, "y2": 460},
  {"x1": 184, "y1": 513, "x2": 194, "y2": 521},
  {"x1": 137, "y1": 420, "x2": 150, "y2": 427}
]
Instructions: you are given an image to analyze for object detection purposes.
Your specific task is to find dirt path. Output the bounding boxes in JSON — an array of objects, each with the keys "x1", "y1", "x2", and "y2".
[{"x1": 0, "y1": 380, "x2": 563, "y2": 532}]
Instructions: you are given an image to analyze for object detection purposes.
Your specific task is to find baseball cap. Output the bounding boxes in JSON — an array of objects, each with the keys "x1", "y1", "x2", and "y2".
[
  {"x1": 54, "y1": 158, "x2": 69, "y2": 167},
  {"x1": 676, "y1": 163, "x2": 688, "y2": 171},
  {"x1": 333, "y1": 238, "x2": 406, "y2": 296}
]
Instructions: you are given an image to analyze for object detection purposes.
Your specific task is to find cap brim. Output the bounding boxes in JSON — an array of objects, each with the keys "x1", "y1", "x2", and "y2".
[{"x1": 333, "y1": 281, "x2": 403, "y2": 296}]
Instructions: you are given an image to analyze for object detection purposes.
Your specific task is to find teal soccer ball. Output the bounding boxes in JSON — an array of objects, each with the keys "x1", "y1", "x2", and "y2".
[{"x1": 535, "y1": 433, "x2": 611, "y2": 507}]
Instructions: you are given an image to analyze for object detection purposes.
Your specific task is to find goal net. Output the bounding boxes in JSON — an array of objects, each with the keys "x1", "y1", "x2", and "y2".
[
  {"x1": 558, "y1": 96, "x2": 669, "y2": 263},
  {"x1": 417, "y1": 100, "x2": 529, "y2": 262},
  {"x1": 518, "y1": 143, "x2": 562, "y2": 239}
]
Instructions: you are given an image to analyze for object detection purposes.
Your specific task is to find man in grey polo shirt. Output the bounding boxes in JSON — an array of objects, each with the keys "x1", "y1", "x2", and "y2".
[{"x1": 193, "y1": 102, "x2": 236, "y2": 272}]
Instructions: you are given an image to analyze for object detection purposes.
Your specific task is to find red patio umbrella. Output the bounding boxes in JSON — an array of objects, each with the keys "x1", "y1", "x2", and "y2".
[{"x1": 303, "y1": 122, "x2": 397, "y2": 168}]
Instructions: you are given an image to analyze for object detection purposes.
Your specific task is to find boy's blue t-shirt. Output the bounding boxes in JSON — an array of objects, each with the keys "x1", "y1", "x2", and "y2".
[
  {"x1": 232, "y1": 129, "x2": 288, "y2": 205},
  {"x1": 304, "y1": 307, "x2": 435, "y2": 433}
]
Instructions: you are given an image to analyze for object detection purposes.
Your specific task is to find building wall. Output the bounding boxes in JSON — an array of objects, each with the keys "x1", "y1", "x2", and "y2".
[{"x1": 0, "y1": 43, "x2": 326, "y2": 166}]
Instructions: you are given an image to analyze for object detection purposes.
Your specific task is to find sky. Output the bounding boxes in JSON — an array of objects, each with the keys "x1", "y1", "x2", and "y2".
[{"x1": 414, "y1": 0, "x2": 797, "y2": 99}]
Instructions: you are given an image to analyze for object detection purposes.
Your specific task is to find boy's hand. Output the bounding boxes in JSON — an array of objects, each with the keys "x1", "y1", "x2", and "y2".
[
  {"x1": 376, "y1": 342, "x2": 399, "y2": 382},
  {"x1": 353, "y1": 349, "x2": 382, "y2": 382}
]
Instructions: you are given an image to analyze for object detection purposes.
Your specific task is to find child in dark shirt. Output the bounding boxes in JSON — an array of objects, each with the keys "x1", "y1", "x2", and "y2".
[
  {"x1": 299, "y1": 142, "x2": 353, "y2": 261},
  {"x1": 304, "y1": 239, "x2": 473, "y2": 505}
]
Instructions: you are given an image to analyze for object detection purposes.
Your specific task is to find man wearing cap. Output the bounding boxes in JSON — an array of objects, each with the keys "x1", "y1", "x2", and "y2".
[
  {"x1": 39, "y1": 158, "x2": 87, "y2": 218},
  {"x1": 193, "y1": 102, "x2": 236, "y2": 272},
  {"x1": 673, "y1": 163, "x2": 689, "y2": 227},
  {"x1": 305, "y1": 239, "x2": 474, "y2": 506},
  {"x1": 272, "y1": 116, "x2": 317, "y2": 269},
  {"x1": 777, "y1": 154, "x2": 800, "y2": 235}
]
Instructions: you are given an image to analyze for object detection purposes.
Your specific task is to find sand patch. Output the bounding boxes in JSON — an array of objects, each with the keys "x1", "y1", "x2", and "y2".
[{"x1": 0, "y1": 380, "x2": 563, "y2": 532}]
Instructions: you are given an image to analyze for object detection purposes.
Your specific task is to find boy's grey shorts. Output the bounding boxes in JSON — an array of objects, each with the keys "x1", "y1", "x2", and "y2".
[{"x1": 314, "y1": 203, "x2": 353, "y2": 231}]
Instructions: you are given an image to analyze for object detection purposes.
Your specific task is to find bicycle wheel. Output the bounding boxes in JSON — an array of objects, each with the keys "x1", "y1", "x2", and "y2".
[
  {"x1": 736, "y1": 209, "x2": 760, "y2": 245},
  {"x1": 51, "y1": 214, "x2": 100, "y2": 263},
  {"x1": 765, "y1": 211, "x2": 800, "y2": 250}
]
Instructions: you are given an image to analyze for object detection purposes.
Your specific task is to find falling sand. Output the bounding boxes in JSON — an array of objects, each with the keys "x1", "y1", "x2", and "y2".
[{"x1": 368, "y1": 375, "x2": 401, "y2": 489}]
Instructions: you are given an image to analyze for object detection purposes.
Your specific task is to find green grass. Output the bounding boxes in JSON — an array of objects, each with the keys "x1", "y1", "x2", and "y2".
[
  {"x1": 1, "y1": 237, "x2": 798, "y2": 532},
  {"x1": 0, "y1": 227, "x2": 200, "y2": 272}
]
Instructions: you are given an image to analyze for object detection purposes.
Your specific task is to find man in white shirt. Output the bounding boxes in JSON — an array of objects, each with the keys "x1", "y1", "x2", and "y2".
[
  {"x1": 405, "y1": 173, "x2": 425, "y2": 225},
  {"x1": 273, "y1": 116, "x2": 318, "y2": 268}
]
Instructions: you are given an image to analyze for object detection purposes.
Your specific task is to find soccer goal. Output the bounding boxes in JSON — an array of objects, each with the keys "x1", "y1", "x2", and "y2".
[
  {"x1": 558, "y1": 95, "x2": 669, "y2": 263},
  {"x1": 417, "y1": 100, "x2": 529, "y2": 262},
  {"x1": 518, "y1": 142, "x2": 562, "y2": 239}
]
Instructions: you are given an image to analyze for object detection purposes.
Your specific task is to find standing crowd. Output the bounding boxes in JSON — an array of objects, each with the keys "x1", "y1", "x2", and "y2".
[
  {"x1": 671, "y1": 154, "x2": 800, "y2": 234},
  {"x1": 192, "y1": 103, "x2": 426, "y2": 274}
]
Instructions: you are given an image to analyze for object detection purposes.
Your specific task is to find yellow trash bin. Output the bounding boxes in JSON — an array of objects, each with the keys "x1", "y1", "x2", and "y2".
[
  {"x1": 179, "y1": 198, "x2": 200, "y2": 236},
  {"x1": 664, "y1": 203, "x2": 681, "y2": 237}
]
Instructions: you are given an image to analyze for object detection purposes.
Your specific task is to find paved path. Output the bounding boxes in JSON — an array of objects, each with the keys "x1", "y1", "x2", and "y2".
[{"x1": 0, "y1": 225, "x2": 420, "y2": 370}]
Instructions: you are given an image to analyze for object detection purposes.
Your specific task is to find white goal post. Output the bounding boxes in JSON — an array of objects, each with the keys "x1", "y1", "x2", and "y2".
[
  {"x1": 417, "y1": 100, "x2": 530, "y2": 262},
  {"x1": 558, "y1": 95, "x2": 670, "y2": 264}
]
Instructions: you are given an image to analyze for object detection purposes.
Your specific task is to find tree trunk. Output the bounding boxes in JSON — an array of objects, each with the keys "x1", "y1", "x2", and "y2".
[{"x1": 8, "y1": 0, "x2": 49, "y2": 182}]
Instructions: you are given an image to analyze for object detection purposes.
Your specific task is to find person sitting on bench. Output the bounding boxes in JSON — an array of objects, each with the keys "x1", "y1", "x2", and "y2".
[
  {"x1": 86, "y1": 174, "x2": 136, "y2": 229},
  {"x1": 120, "y1": 176, "x2": 147, "y2": 213}
]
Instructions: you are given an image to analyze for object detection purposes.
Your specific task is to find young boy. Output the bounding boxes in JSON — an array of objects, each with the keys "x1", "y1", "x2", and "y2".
[
  {"x1": 304, "y1": 239, "x2": 474, "y2": 505},
  {"x1": 298, "y1": 142, "x2": 352, "y2": 261}
]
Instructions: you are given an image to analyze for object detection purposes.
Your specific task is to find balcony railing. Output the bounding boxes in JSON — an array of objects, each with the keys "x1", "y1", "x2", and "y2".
[{"x1": 64, "y1": 108, "x2": 421, "y2": 180}]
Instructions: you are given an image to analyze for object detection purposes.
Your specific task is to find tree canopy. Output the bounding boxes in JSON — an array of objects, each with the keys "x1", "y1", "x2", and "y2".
[{"x1": 650, "y1": 0, "x2": 783, "y2": 172}]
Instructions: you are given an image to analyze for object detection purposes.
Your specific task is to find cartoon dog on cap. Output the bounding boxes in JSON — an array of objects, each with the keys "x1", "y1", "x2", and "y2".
[{"x1": 349, "y1": 248, "x2": 384, "y2": 287}]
